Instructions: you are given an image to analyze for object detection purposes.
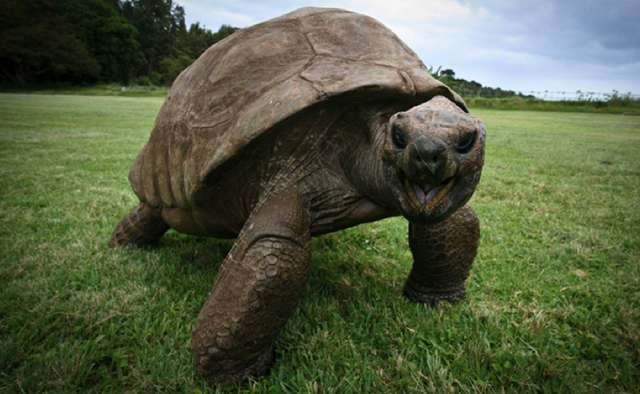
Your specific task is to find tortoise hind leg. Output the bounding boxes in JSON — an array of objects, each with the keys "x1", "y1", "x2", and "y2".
[{"x1": 109, "y1": 203, "x2": 169, "y2": 247}]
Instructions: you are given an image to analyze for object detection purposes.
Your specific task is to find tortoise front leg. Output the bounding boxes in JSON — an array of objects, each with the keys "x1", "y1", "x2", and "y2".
[
  {"x1": 192, "y1": 189, "x2": 311, "y2": 383},
  {"x1": 403, "y1": 205, "x2": 480, "y2": 306}
]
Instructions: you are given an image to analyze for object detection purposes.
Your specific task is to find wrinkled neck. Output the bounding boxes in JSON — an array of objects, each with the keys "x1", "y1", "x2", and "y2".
[{"x1": 344, "y1": 108, "x2": 397, "y2": 210}]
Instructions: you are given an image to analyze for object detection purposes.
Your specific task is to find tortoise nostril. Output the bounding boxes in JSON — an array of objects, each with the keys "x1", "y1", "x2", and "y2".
[
  {"x1": 415, "y1": 139, "x2": 445, "y2": 164},
  {"x1": 412, "y1": 137, "x2": 447, "y2": 183},
  {"x1": 456, "y1": 130, "x2": 477, "y2": 154}
]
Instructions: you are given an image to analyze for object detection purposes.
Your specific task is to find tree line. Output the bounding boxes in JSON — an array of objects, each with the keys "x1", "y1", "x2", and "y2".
[
  {"x1": 0, "y1": 1, "x2": 531, "y2": 98},
  {"x1": 0, "y1": 0, "x2": 237, "y2": 86},
  {"x1": 429, "y1": 67, "x2": 533, "y2": 99}
]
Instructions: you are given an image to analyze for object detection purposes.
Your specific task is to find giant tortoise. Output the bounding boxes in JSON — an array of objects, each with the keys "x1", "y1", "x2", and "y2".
[{"x1": 110, "y1": 7, "x2": 486, "y2": 383}]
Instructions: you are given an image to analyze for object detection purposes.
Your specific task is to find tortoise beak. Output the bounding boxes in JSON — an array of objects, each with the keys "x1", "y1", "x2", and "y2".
[
  {"x1": 400, "y1": 170, "x2": 456, "y2": 214},
  {"x1": 395, "y1": 134, "x2": 459, "y2": 215}
]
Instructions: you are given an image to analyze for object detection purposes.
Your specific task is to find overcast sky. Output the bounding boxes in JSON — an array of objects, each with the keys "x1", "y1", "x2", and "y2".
[{"x1": 180, "y1": 0, "x2": 640, "y2": 95}]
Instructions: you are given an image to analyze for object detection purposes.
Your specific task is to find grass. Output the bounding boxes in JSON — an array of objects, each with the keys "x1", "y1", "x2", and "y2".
[
  {"x1": 4, "y1": 84, "x2": 640, "y2": 114},
  {"x1": 0, "y1": 93, "x2": 639, "y2": 393},
  {"x1": 0, "y1": 84, "x2": 168, "y2": 97},
  {"x1": 466, "y1": 96, "x2": 640, "y2": 115}
]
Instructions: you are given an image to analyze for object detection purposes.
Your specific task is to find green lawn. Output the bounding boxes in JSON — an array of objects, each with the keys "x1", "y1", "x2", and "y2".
[
  {"x1": 1, "y1": 93, "x2": 639, "y2": 393},
  {"x1": 7, "y1": 84, "x2": 639, "y2": 114}
]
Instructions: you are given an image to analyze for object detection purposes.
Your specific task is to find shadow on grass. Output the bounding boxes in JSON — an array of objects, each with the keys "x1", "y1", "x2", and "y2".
[{"x1": 143, "y1": 231, "x2": 405, "y2": 310}]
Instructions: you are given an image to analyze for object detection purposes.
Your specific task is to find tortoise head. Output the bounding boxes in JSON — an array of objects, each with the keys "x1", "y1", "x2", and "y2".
[{"x1": 382, "y1": 96, "x2": 485, "y2": 223}]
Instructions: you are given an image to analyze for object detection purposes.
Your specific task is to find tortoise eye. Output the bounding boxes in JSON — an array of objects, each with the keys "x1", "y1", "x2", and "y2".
[
  {"x1": 391, "y1": 125, "x2": 407, "y2": 149},
  {"x1": 456, "y1": 130, "x2": 477, "y2": 154}
]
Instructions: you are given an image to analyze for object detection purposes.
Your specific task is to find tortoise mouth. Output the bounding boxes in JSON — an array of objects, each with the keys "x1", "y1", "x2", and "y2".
[{"x1": 398, "y1": 170, "x2": 456, "y2": 216}]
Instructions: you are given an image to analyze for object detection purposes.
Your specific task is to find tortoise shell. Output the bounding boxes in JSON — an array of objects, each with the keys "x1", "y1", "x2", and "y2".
[{"x1": 129, "y1": 7, "x2": 467, "y2": 208}]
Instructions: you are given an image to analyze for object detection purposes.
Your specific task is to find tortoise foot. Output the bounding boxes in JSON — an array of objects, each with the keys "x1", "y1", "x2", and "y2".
[
  {"x1": 197, "y1": 347, "x2": 275, "y2": 384},
  {"x1": 404, "y1": 206, "x2": 479, "y2": 307},
  {"x1": 109, "y1": 203, "x2": 168, "y2": 247},
  {"x1": 403, "y1": 278, "x2": 465, "y2": 307}
]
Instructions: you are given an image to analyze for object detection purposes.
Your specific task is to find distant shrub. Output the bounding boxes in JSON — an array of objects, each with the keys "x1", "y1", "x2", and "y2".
[
  {"x1": 132, "y1": 76, "x2": 152, "y2": 86},
  {"x1": 465, "y1": 96, "x2": 640, "y2": 114}
]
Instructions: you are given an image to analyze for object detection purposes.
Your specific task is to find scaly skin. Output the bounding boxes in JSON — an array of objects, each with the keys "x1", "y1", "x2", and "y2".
[
  {"x1": 404, "y1": 205, "x2": 480, "y2": 305},
  {"x1": 192, "y1": 187, "x2": 311, "y2": 382},
  {"x1": 109, "y1": 203, "x2": 168, "y2": 247},
  {"x1": 109, "y1": 95, "x2": 485, "y2": 383}
]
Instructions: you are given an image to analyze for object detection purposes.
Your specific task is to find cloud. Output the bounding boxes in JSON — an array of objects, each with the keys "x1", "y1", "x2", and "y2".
[
  {"x1": 179, "y1": 0, "x2": 258, "y2": 27},
  {"x1": 181, "y1": 0, "x2": 640, "y2": 93},
  {"x1": 347, "y1": 0, "x2": 475, "y2": 22}
]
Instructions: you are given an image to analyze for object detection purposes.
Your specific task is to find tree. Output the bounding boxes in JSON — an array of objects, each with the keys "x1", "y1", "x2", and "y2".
[
  {"x1": 161, "y1": 23, "x2": 238, "y2": 84},
  {"x1": 440, "y1": 69, "x2": 456, "y2": 78},
  {"x1": 63, "y1": 0, "x2": 144, "y2": 83},
  {"x1": 0, "y1": 0, "x2": 237, "y2": 85},
  {"x1": 121, "y1": 0, "x2": 175, "y2": 77},
  {"x1": 0, "y1": 0, "x2": 101, "y2": 84},
  {"x1": 428, "y1": 66, "x2": 530, "y2": 98}
]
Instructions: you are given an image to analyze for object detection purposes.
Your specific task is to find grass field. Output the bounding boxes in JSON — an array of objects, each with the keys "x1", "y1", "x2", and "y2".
[
  {"x1": 0, "y1": 84, "x2": 168, "y2": 98},
  {"x1": 0, "y1": 93, "x2": 639, "y2": 393},
  {"x1": 465, "y1": 96, "x2": 640, "y2": 116},
  {"x1": 5, "y1": 84, "x2": 640, "y2": 114}
]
